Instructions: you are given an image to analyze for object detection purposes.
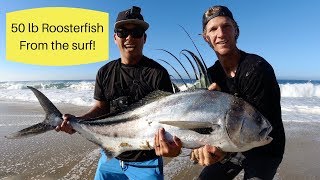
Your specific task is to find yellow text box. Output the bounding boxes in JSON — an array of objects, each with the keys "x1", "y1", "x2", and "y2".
[{"x1": 6, "y1": 7, "x2": 109, "y2": 66}]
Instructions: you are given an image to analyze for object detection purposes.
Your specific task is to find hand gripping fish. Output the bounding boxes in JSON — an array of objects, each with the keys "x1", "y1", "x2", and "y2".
[{"x1": 6, "y1": 86, "x2": 272, "y2": 159}]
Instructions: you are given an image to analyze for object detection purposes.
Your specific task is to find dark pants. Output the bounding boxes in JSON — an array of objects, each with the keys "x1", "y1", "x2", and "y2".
[{"x1": 198, "y1": 154, "x2": 282, "y2": 180}]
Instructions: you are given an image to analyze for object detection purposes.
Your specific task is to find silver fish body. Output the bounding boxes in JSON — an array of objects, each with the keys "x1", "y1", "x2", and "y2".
[
  {"x1": 6, "y1": 87, "x2": 272, "y2": 159},
  {"x1": 74, "y1": 89, "x2": 272, "y2": 157}
]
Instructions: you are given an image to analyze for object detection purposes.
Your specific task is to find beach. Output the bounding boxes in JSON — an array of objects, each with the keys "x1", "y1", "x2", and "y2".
[{"x1": 1, "y1": 101, "x2": 320, "y2": 180}]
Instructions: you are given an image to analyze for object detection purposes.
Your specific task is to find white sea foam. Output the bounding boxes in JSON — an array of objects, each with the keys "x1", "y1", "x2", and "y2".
[
  {"x1": 280, "y1": 82, "x2": 320, "y2": 97},
  {"x1": 68, "y1": 81, "x2": 95, "y2": 90},
  {"x1": 282, "y1": 105, "x2": 320, "y2": 115}
]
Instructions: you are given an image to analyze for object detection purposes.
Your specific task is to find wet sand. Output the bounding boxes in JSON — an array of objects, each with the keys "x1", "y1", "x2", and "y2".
[{"x1": 1, "y1": 101, "x2": 320, "y2": 179}]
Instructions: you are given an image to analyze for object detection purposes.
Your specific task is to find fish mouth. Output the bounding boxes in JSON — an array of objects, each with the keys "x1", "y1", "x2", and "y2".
[
  {"x1": 264, "y1": 136, "x2": 273, "y2": 144},
  {"x1": 266, "y1": 136, "x2": 272, "y2": 141}
]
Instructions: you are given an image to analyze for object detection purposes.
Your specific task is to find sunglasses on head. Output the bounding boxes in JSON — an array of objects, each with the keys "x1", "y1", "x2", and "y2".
[{"x1": 115, "y1": 28, "x2": 145, "y2": 39}]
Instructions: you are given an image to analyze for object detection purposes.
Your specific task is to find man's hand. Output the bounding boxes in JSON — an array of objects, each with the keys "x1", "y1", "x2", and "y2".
[
  {"x1": 190, "y1": 145, "x2": 227, "y2": 166},
  {"x1": 154, "y1": 128, "x2": 182, "y2": 157},
  {"x1": 208, "y1": 82, "x2": 221, "y2": 91},
  {"x1": 55, "y1": 114, "x2": 76, "y2": 134}
]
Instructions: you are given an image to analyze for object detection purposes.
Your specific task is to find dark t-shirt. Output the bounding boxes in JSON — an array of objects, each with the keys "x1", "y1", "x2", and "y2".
[
  {"x1": 94, "y1": 56, "x2": 173, "y2": 162},
  {"x1": 208, "y1": 50, "x2": 285, "y2": 158}
]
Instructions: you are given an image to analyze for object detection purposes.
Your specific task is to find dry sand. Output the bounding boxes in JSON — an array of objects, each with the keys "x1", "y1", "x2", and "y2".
[{"x1": 1, "y1": 101, "x2": 320, "y2": 179}]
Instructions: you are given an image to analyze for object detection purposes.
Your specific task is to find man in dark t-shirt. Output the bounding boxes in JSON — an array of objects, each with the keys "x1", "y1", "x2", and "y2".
[
  {"x1": 155, "y1": 5, "x2": 285, "y2": 180},
  {"x1": 56, "y1": 6, "x2": 173, "y2": 180}
]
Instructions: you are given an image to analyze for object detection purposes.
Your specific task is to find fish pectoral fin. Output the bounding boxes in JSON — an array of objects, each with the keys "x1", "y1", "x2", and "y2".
[
  {"x1": 159, "y1": 121, "x2": 216, "y2": 135},
  {"x1": 159, "y1": 121, "x2": 213, "y2": 129}
]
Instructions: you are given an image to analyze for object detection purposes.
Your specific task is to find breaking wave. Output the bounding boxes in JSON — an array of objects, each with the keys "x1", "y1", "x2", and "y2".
[{"x1": 279, "y1": 82, "x2": 320, "y2": 97}]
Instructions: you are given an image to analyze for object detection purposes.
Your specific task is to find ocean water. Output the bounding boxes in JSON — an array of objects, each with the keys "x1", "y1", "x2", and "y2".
[{"x1": 0, "y1": 79, "x2": 320, "y2": 123}]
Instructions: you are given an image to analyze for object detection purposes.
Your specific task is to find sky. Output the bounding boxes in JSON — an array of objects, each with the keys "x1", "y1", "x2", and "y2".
[{"x1": 1, "y1": 0, "x2": 320, "y2": 81}]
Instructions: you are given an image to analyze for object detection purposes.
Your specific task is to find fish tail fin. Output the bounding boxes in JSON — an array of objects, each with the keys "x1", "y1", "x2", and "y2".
[
  {"x1": 5, "y1": 122, "x2": 54, "y2": 139},
  {"x1": 5, "y1": 86, "x2": 63, "y2": 139}
]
